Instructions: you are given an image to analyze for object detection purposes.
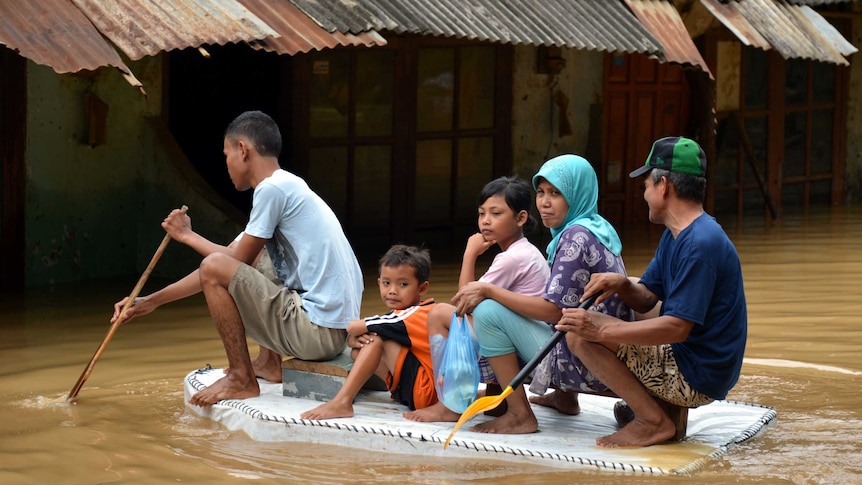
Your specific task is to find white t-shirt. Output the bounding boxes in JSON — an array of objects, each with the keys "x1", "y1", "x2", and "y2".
[{"x1": 243, "y1": 169, "x2": 363, "y2": 329}]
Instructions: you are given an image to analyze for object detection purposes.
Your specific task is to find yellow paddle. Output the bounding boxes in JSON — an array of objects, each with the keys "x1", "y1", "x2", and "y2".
[
  {"x1": 67, "y1": 205, "x2": 187, "y2": 402},
  {"x1": 443, "y1": 293, "x2": 598, "y2": 448}
]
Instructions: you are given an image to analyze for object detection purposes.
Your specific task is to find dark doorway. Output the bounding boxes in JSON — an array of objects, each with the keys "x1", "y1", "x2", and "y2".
[{"x1": 167, "y1": 43, "x2": 287, "y2": 215}]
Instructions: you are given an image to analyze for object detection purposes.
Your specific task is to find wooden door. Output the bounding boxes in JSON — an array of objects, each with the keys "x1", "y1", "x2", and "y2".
[{"x1": 601, "y1": 53, "x2": 690, "y2": 230}]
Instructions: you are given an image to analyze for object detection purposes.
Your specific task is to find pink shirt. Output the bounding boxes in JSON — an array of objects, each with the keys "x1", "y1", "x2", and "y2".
[{"x1": 479, "y1": 237, "x2": 549, "y2": 296}]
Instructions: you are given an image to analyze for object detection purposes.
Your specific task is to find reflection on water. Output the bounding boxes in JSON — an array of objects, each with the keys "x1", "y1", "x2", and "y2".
[{"x1": 2, "y1": 206, "x2": 862, "y2": 484}]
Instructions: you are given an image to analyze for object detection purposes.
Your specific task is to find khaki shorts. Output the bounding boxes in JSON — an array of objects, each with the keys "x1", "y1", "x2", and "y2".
[
  {"x1": 228, "y1": 260, "x2": 347, "y2": 361},
  {"x1": 616, "y1": 344, "x2": 713, "y2": 408}
]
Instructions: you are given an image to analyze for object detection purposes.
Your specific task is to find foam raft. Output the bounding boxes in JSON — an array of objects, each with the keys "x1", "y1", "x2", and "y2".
[{"x1": 183, "y1": 366, "x2": 776, "y2": 475}]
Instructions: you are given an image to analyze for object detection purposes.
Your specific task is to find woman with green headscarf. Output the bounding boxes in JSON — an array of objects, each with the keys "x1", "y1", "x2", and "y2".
[{"x1": 451, "y1": 154, "x2": 634, "y2": 435}]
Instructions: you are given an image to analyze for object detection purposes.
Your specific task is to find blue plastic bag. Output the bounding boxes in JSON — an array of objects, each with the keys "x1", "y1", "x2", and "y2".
[{"x1": 436, "y1": 312, "x2": 480, "y2": 413}]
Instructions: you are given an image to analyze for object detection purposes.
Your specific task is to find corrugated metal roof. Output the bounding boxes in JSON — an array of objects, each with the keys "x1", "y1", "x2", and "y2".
[
  {"x1": 798, "y1": 5, "x2": 858, "y2": 56},
  {"x1": 238, "y1": 0, "x2": 386, "y2": 55},
  {"x1": 702, "y1": 0, "x2": 854, "y2": 65},
  {"x1": 701, "y1": 0, "x2": 773, "y2": 50},
  {"x1": 724, "y1": 0, "x2": 857, "y2": 4},
  {"x1": 0, "y1": 0, "x2": 133, "y2": 75},
  {"x1": 71, "y1": 0, "x2": 280, "y2": 61},
  {"x1": 787, "y1": 0, "x2": 856, "y2": 5},
  {"x1": 625, "y1": 0, "x2": 713, "y2": 78},
  {"x1": 290, "y1": 0, "x2": 664, "y2": 55}
]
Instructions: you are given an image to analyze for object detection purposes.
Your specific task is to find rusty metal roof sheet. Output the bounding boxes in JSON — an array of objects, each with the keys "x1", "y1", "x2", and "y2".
[
  {"x1": 625, "y1": 0, "x2": 713, "y2": 78},
  {"x1": 238, "y1": 0, "x2": 386, "y2": 55},
  {"x1": 289, "y1": 0, "x2": 664, "y2": 55},
  {"x1": 0, "y1": 0, "x2": 134, "y2": 76},
  {"x1": 701, "y1": 0, "x2": 773, "y2": 50},
  {"x1": 71, "y1": 0, "x2": 279, "y2": 61},
  {"x1": 701, "y1": 0, "x2": 854, "y2": 65}
]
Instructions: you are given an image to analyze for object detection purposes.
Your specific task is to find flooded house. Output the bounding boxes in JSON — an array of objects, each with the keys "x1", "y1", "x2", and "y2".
[{"x1": 1, "y1": 0, "x2": 859, "y2": 290}]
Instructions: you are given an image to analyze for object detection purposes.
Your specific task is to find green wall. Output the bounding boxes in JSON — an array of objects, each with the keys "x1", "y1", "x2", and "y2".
[{"x1": 24, "y1": 56, "x2": 242, "y2": 288}]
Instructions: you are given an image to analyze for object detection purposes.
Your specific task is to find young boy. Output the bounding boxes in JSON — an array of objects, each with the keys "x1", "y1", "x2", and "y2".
[{"x1": 300, "y1": 245, "x2": 438, "y2": 420}]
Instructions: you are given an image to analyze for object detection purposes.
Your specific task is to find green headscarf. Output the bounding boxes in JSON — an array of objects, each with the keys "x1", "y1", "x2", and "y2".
[{"x1": 532, "y1": 154, "x2": 622, "y2": 264}]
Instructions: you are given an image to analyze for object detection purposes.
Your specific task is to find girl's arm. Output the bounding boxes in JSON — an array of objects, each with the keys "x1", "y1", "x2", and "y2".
[{"x1": 458, "y1": 233, "x2": 495, "y2": 288}]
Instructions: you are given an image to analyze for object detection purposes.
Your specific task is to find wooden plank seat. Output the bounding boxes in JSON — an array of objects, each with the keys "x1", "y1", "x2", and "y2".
[{"x1": 281, "y1": 348, "x2": 387, "y2": 402}]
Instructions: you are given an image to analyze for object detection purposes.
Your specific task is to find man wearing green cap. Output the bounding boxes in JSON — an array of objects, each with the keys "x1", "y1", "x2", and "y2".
[{"x1": 556, "y1": 136, "x2": 748, "y2": 448}]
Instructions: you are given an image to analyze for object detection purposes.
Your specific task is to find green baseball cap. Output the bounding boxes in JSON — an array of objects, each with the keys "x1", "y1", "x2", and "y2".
[{"x1": 629, "y1": 136, "x2": 706, "y2": 178}]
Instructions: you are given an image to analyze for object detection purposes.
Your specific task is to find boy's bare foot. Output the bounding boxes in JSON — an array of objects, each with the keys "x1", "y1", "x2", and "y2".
[
  {"x1": 189, "y1": 374, "x2": 260, "y2": 406},
  {"x1": 403, "y1": 402, "x2": 460, "y2": 422},
  {"x1": 300, "y1": 399, "x2": 354, "y2": 420},
  {"x1": 596, "y1": 415, "x2": 675, "y2": 448},
  {"x1": 529, "y1": 390, "x2": 580, "y2": 415},
  {"x1": 470, "y1": 409, "x2": 538, "y2": 434}
]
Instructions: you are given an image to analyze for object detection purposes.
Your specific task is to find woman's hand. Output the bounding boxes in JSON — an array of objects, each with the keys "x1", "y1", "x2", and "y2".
[{"x1": 451, "y1": 281, "x2": 490, "y2": 315}]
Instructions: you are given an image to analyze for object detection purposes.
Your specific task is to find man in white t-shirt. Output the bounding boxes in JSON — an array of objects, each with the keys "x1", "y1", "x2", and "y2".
[{"x1": 111, "y1": 111, "x2": 364, "y2": 406}]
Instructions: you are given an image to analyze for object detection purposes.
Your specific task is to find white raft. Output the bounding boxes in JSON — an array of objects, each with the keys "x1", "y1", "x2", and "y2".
[{"x1": 184, "y1": 367, "x2": 775, "y2": 475}]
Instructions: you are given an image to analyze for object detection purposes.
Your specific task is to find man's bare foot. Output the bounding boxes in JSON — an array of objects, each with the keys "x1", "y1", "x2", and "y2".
[
  {"x1": 223, "y1": 354, "x2": 283, "y2": 383},
  {"x1": 529, "y1": 390, "x2": 580, "y2": 415},
  {"x1": 300, "y1": 399, "x2": 353, "y2": 420},
  {"x1": 403, "y1": 402, "x2": 460, "y2": 422},
  {"x1": 596, "y1": 415, "x2": 675, "y2": 448},
  {"x1": 470, "y1": 409, "x2": 538, "y2": 434},
  {"x1": 251, "y1": 353, "x2": 283, "y2": 382},
  {"x1": 189, "y1": 374, "x2": 260, "y2": 406}
]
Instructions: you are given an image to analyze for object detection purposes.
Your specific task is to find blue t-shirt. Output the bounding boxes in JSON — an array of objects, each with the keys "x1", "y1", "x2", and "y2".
[
  {"x1": 640, "y1": 213, "x2": 747, "y2": 400},
  {"x1": 244, "y1": 169, "x2": 364, "y2": 329}
]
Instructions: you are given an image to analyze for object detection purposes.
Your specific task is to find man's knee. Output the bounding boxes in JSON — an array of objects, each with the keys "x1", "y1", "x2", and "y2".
[
  {"x1": 566, "y1": 332, "x2": 587, "y2": 355},
  {"x1": 566, "y1": 332, "x2": 611, "y2": 360},
  {"x1": 200, "y1": 253, "x2": 239, "y2": 286}
]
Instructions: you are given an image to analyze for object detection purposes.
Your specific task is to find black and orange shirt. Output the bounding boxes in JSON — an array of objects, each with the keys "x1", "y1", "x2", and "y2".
[{"x1": 364, "y1": 299, "x2": 437, "y2": 410}]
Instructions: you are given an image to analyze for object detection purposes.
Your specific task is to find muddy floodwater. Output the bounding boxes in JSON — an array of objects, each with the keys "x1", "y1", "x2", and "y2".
[{"x1": 2, "y1": 206, "x2": 861, "y2": 484}]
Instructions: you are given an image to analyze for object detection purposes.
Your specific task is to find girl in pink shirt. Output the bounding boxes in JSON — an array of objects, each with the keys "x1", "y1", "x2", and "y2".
[{"x1": 403, "y1": 176, "x2": 549, "y2": 422}]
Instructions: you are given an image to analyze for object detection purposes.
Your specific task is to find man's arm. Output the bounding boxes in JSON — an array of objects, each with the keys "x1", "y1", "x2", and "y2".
[
  {"x1": 112, "y1": 232, "x2": 265, "y2": 325},
  {"x1": 111, "y1": 269, "x2": 202, "y2": 324},
  {"x1": 161, "y1": 209, "x2": 264, "y2": 265},
  {"x1": 584, "y1": 273, "x2": 659, "y2": 315},
  {"x1": 559, "y1": 310, "x2": 693, "y2": 346}
]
